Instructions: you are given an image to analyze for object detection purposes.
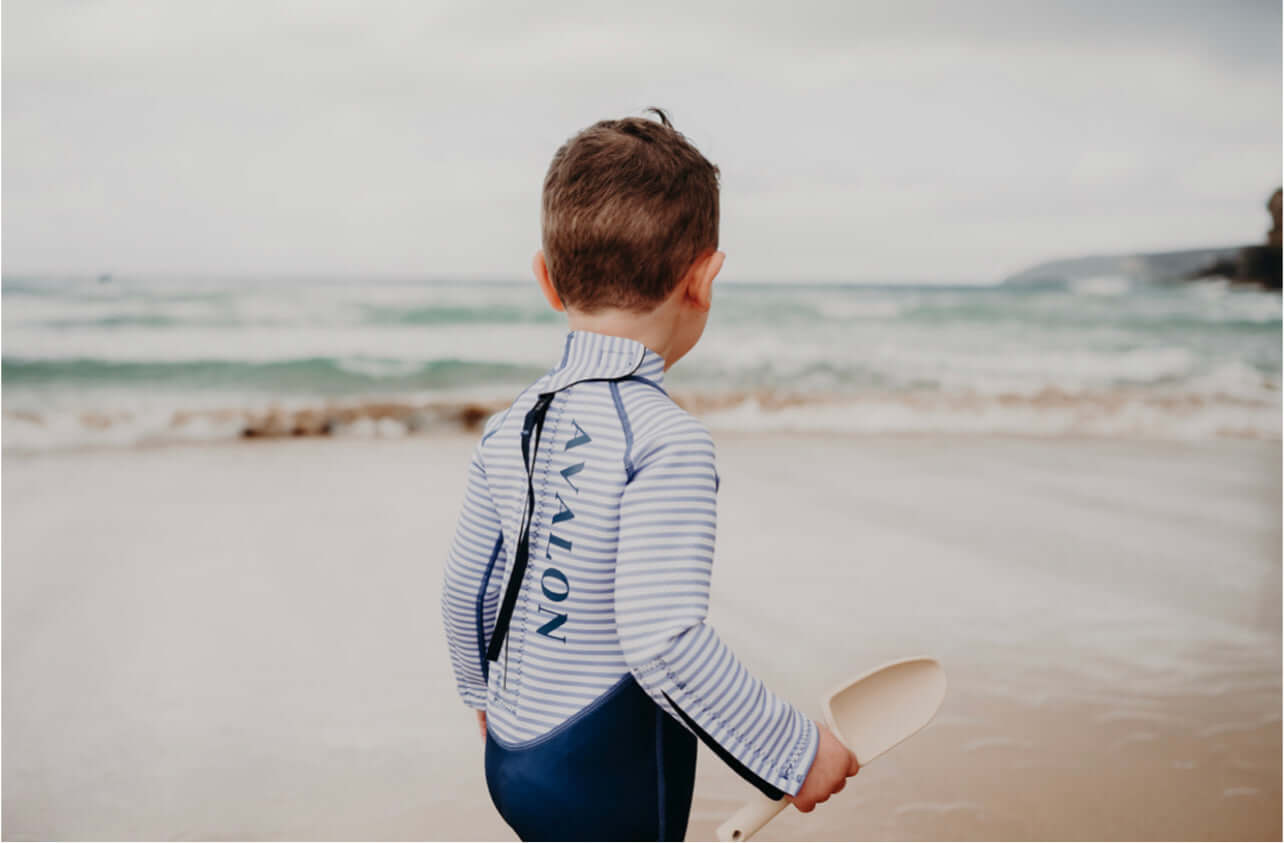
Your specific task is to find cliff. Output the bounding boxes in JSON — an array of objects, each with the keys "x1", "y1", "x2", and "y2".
[{"x1": 1002, "y1": 188, "x2": 1282, "y2": 290}]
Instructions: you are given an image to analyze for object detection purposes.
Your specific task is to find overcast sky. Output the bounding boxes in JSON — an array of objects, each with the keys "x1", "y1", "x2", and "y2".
[{"x1": 3, "y1": 0, "x2": 1280, "y2": 284}]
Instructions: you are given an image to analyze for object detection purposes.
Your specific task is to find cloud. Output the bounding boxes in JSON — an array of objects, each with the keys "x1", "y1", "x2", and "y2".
[{"x1": 3, "y1": 0, "x2": 1280, "y2": 283}]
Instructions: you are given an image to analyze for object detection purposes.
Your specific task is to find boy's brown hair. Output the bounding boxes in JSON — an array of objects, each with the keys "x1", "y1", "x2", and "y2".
[{"x1": 541, "y1": 108, "x2": 720, "y2": 313}]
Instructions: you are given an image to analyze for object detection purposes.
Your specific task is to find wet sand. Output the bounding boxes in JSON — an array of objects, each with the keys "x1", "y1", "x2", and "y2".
[{"x1": 3, "y1": 434, "x2": 1280, "y2": 840}]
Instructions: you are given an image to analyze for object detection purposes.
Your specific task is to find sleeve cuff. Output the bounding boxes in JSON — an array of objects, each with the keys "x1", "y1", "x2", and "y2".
[
  {"x1": 459, "y1": 685, "x2": 487, "y2": 710},
  {"x1": 778, "y1": 718, "x2": 820, "y2": 796}
]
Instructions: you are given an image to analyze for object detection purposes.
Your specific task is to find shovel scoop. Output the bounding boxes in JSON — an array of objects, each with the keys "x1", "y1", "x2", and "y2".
[{"x1": 715, "y1": 656, "x2": 947, "y2": 842}]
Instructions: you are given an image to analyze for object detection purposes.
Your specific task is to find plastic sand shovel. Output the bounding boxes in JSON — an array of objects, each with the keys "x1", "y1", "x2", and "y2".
[{"x1": 715, "y1": 657, "x2": 947, "y2": 842}]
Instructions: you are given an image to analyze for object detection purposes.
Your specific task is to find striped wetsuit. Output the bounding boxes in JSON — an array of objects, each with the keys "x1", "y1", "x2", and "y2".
[{"x1": 442, "y1": 329, "x2": 819, "y2": 840}]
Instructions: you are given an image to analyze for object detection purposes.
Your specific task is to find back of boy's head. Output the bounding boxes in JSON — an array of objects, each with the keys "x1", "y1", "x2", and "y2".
[{"x1": 541, "y1": 108, "x2": 720, "y2": 313}]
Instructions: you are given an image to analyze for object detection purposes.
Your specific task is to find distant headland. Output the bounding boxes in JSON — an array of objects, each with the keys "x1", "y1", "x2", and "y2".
[{"x1": 1002, "y1": 188, "x2": 1282, "y2": 290}]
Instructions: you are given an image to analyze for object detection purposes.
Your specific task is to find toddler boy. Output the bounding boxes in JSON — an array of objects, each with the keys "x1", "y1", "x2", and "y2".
[{"x1": 441, "y1": 109, "x2": 857, "y2": 841}]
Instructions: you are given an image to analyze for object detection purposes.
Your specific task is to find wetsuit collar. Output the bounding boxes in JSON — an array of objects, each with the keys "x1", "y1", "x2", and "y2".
[{"x1": 546, "y1": 330, "x2": 666, "y2": 393}]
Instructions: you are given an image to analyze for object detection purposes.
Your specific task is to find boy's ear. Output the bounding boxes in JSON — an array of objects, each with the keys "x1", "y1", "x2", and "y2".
[
  {"x1": 532, "y1": 250, "x2": 565, "y2": 313},
  {"x1": 685, "y1": 250, "x2": 724, "y2": 313}
]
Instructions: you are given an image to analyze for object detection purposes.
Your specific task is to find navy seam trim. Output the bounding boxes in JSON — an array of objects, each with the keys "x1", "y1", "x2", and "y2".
[
  {"x1": 486, "y1": 672, "x2": 635, "y2": 750},
  {"x1": 609, "y1": 381, "x2": 636, "y2": 481},
  {"x1": 544, "y1": 358, "x2": 646, "y2": 396},
  {"x1": 661, "y1": 689, "x2": 785, "y2": 801},
  {"x1": 474, "y1": 534, "x2": 504, "y2": 683},
  {"x1": 547, "y1": 335, "x2": 647, "y2": 390},
  {"x1": 655, "y1": 706, "x2": 667, "y2": 840},
  {"x1": 623, "y1": 374, "x2": 668, "y2": 395}
]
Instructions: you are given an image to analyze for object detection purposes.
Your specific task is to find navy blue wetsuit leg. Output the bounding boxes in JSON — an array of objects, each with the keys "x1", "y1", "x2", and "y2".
[{"x1": 484, "y1": 674, "x2": 697, "y2": 841}]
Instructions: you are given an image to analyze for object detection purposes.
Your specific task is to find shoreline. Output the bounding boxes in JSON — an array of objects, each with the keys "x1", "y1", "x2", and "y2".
[
  {"x1": 3, "y1": 379, "x2": 1280, "y2": 455},
  {"x1": 3, "y1": 421, "x2": 1281, "y2": 463}
]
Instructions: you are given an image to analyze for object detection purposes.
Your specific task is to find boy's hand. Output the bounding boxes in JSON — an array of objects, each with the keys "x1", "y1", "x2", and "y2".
[
  {"x1": 790, "y1": 722, "x2": 860, "y2": 813},
  {"x1": 475, "y1": 709, "x2": 487, "y2": 740}
]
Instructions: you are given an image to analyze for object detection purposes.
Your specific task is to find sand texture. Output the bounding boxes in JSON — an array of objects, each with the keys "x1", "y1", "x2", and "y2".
[{"x1": 3, "y1": 434, "x2": 1280, "y2": 840}]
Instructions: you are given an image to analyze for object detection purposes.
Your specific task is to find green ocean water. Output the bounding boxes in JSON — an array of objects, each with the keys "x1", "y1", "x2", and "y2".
[{"x1": 2, "y1": 275, "x2": 1279, "y2": 448}]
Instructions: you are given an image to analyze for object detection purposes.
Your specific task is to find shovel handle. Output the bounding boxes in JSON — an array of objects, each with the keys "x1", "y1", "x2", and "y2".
[{"x1": 715, "y1": 793, "x2": 788, "y2": 842}]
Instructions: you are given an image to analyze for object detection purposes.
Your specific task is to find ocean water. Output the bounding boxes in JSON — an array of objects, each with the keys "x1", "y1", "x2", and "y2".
[{"x1": 2, "y1": 275, "x2": 1279, "y2": 451}]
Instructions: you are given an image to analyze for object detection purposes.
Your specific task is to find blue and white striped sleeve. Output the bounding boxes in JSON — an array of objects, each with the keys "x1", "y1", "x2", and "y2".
[
  {"x1": 441, "y1": 434, "x2": 506, "y2": 711},
  {"x1": 614, "y1": 417, "x2": 820, "y2": 798}
]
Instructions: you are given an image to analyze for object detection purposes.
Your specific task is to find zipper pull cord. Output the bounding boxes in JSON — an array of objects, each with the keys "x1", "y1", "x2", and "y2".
[{"x1": 488, "y1": 392, "x2": 556, "y2": 688}]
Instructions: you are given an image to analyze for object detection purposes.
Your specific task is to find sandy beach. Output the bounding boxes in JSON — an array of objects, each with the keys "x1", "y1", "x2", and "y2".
[{"x1": 3, "y1": 433, "x2": 1279, "y2": 840}]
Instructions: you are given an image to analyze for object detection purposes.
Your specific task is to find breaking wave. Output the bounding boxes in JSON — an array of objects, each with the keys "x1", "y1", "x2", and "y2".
[{"x1": 3, "y1": 276, "x2": 1278, "y2": 452}]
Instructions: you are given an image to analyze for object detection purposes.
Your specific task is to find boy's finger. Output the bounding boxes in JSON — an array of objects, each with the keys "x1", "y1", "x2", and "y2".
[{"x1": 848, "y1": 751, "x2": 861, "y2": 776}]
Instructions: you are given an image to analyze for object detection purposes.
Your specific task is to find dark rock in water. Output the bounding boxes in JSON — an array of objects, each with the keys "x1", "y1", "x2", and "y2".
[
  {"x1": 1003, "y1": 187, "x2": 1282, "y2": 291},
  {"x1": 1187, "y1": 245, "x2": 1280, "y2": 290},
  {"x1": 1187, "y1": 188, "x2": 1282, "y2": 289},
  {"x1": 1004, "y1": 245, "x2": 1279, "y2": 291},
  {"x1": 1268, "y1": 188, "x2": 1281, "y2": 249},
  {"x1": 96, "y1": 273, "x2": 112, "y2": 284}
]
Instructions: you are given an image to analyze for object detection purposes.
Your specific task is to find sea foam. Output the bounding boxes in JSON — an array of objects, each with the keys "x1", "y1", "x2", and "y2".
[{"x1": 3, "y1": 276, "x2": 1278, "y2": 451}]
